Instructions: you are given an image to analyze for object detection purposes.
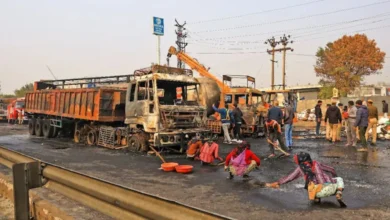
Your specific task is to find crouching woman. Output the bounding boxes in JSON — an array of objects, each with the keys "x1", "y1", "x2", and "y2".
[
  {"x1": 225, "y1": 141, "x2": 260, "y2": 179},
  {"x1": 266, "y1": 152, "x2": 346, "y2": 207}
]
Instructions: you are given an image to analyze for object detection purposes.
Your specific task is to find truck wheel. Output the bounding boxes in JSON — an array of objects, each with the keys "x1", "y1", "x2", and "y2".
[
  {"x1": 74, "y1": 130, "x2": 81, "y2": 143},
  {"x1": 28, "y1": 119, "x2": 36, "y2": 135},
  {"x1": 87, "y1": 130, "x2": 97, "y2": 146},
  {"x1": 52, "y1": 127, "x2": 59, "y2": 138},
  {"x1": 35, "y1": 119, "x2": 44, "y2": 136},
  {"x1": 128, "y1": 133, "x2": 148, "y2": 152},
  {"x1": 42, "y1": 119, "x2": 53, "y2": 138}
]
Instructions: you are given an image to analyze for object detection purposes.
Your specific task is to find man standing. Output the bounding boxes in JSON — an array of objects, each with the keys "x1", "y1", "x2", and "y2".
[
  {"x1": 213, "y1": 103, "x2": 234, "y2": 144},
  {"x1": 284, "y1": 102, "x2": 294, "y2": 150},
  {"x1": 268, "y1": 100, "x2": 283, "y2": 125},
  {"x1": 324, "y1": 104, "x2": 332, "y2": 140},
  {"x1": 365, "y1": 100, "x2": 378, "y2": 146},
  {"x1": 265, "y1": 119, "x2": 290, "y2": 158},
  {"x1": 325, "y1": 101, "x2": 342, "y2": 144},
  {"x1": 355, "y1": 100, "x2": 369, "y2": 152},
  {"x1": 336, "y1": 103, "x2": 344, "y2": 141},
  {"x1": 232, "y1": 103, "x2": 243, "y2": 142},
  {"x1": 382, "y1": 100, "x2": 388, "y2": 118},
  {"x1": 314, "y1": 100, "x2": 323, "y2": 136},
  {"x1": 345, "y1": 101, "x2": 357, "y2": 147}
]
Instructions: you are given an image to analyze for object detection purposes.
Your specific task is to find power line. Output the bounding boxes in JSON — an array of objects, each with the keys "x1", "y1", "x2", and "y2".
[
  {"x1": 187, "y1": 13, "x2": 390, "y2": 47},
  {"x1": 188, "y1": 0, "x2": 325, "y2": 25},
  {"x1": 187, "y1": 12, "x2": 390, "y2": 43},
  {"x1": 193, "y1": 0, "x2": 390, "y2": 33},
  {"x1": 295, "y1": 17, "x2": 390, "y2": 38},
  {"x1": 192, "y1": 23, "x2": 390, "y2": 55},
  {"x1": 296, "y1": 24, "x2": 390, "y2": 42}
]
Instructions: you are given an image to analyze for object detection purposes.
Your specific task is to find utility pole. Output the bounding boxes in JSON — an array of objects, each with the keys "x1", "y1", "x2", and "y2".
[
  {"x1": 174, "y1": 19, "x2": 188, "y2": 69},
  {"x1": 265, "y1": 37, "x2": 279, "y2": 90},
  {"x1": 279, "y1": 34, "x2": 293, "y2": 90},
  {"x1": 265, "y1": 34, "x2": 293, "y2": 90}
]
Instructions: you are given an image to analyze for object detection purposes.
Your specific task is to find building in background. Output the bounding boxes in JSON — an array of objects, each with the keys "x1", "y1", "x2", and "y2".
[{"x1": 347, "y1": 85, "x2": 387, "y2": 97}]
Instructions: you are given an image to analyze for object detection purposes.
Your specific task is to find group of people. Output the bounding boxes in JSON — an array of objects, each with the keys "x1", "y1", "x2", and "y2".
[
  {"x1": 186, "y1": 137, "x2": 261, "y2": 179},
  {"x1": 266, "y1": 100, "x2": 295, "y2": 158},
  {"x1": 186, "y1": 133, "x2": 345, "y2": 206},
  {"x1": 315, "y1": 99, "x2": 388, "y2": 152},
  {"x1": 212, "y1": 103, "x2": 244, "y2": 144}
]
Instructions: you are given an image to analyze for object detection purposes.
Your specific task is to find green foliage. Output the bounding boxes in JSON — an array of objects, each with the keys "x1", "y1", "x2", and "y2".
[
  {"x1": 0, "y1": 94, "x2": 16, "y2": 98},
  {"x1": 14, "y1": 83, "x2": 33, "y2": 97},
  {"x1": 318, "y1": 86, "x2": 333, "y2": 99}
]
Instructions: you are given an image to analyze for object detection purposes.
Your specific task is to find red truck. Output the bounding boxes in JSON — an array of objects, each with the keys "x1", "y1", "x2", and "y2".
[{"x1": 6, "y1": 98, "x2": 25, "y2": 123}]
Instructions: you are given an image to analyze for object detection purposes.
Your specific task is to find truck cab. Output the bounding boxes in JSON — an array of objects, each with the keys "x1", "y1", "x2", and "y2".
[{"x1": 125, "y1": 65, "x2": 209, "y2": 149}]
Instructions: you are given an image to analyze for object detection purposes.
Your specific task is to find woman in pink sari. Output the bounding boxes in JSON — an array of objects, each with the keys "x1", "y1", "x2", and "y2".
[{"x1": 225, "y1": 142, "x2": 261, "y2": 179}]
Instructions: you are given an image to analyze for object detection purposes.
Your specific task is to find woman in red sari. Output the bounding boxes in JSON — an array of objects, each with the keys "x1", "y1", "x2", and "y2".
[{"x1": 225, "y1": 141, "x2": 260, "y2": 179}]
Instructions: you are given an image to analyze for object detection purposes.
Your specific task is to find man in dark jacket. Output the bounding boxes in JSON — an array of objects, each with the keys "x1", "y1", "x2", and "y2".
[
  {"x1": 314, "y1": 100, "x2": 323, "y2": 136},
  {"x1": 382, "y1": 100, "x2": 388, "y2": 118},
  {"x1": 232, "y1": 103, "x2": 243, "y2": 142},
  {"x1": 325, "y1": 101, "x2": 342, "y2": 144},
  {"x1": 355, "y1": 100, "x2": 369, "y2": 152},
  {"x1": 268, "y1": 100, "x2": 283, "y2": 125}
]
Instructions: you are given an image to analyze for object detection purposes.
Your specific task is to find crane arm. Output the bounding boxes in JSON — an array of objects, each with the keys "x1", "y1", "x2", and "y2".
[{"x1": 167, "y1": 46, "x2": 229, "y2": 93}]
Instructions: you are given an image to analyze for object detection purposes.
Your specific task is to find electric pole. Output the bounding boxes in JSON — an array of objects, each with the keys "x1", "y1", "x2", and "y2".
[
  {"x1": 265, "y1": 34, "x2": 293, "y2": 90},
  {"x1": 174, "y1": 19, "x2": 188, "y2": 69},
  {"x1": 279, "y1": 34, "x2": 293, "y2": 90},
  {"x1": 265, "y1": 37, "x2": 279, "y2": 90}
]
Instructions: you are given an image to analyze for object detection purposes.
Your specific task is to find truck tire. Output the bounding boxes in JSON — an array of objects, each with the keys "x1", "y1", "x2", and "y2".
[
  {"x1": 87, "y1": 130, "x2": 97, "y2": 146},
  {"x1": 52, "y1": 126, "x2": 59, "y2": 138},
  {"x1": 35, "y1": 119, "x2": 44, "y2": 137},
  {"x1": 74, "y1": 130, "x2": 81, "y2": 143},
  {"x1": 128, "y1": 133, "x2": 148, "y2": 152},
  {"x1": 28, "y1": 119, "x2": 36, "y2": 135},
  {"x1": 42, "y1": 119, "x2": 53, "y2": 138}
]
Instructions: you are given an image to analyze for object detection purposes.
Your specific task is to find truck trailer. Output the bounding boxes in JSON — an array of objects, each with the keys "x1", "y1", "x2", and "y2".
[{"x1": 25, "y1": 65, "x2": 211, "y2": 151}]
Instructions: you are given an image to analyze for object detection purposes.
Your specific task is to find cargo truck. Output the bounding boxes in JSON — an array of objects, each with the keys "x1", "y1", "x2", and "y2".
[{"x1": 25, "y1": 65, "x2": 211, "y2": 152}]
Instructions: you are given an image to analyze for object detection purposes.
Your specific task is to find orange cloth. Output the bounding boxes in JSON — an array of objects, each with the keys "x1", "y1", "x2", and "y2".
[
  {"x1": 342, "y1": 112, "x2": 349, "y2": 119},
  {"x1": 199, "y1": 142, "x2": 219, "y2": 163},
  {"x1": 187, "y1": 140, "x2": 202, "y2": 155}
]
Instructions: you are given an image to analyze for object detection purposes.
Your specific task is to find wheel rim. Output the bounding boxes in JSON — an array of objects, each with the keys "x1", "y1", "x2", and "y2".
[
  {"x1": 128, "y1": 137, "x2": 140, "y2": 151},
  {"x1": 87, "y1": 131, "x2": 96, "y2": 145}
]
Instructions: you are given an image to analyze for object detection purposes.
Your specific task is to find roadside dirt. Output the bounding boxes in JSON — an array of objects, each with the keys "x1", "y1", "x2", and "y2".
[
  {"x1": 0, "y1": 195, "x2": 14, "y2": 220},
  {"x1": 1, "y1": 122, "x2": 390, "y2": 219},
  {"x1": 0, "y1": 123, "x2": 27, "y2": 137}
]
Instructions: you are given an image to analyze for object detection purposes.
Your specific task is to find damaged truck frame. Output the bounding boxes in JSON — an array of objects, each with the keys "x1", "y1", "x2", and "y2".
[{"x1": 25, "y1": 65, "x2": 210, "y2": 152}]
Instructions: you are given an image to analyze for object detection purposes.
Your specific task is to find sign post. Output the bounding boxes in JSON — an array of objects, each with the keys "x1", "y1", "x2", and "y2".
[{"x1": 153, "y1": 17, "x2": 164, "y2": 65}]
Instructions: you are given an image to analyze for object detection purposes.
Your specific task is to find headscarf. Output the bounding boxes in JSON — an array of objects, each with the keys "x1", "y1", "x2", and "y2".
[
  {"x1": 294, "y1": 152, "x2": 315, "y2": 189},
  {"x1": 235, "y1": 141, "x2": 250, "y2": 155}
]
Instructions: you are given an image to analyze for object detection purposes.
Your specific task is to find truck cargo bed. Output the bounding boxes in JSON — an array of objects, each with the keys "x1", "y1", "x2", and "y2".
[{"x1": 25, "y1": 88, "x2": 126, "y2": 122}]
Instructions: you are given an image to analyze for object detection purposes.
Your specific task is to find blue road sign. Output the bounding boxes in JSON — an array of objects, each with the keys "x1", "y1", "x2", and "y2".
[{"x1": 153, "y1": 17, "x2": 164, "y2": 36}]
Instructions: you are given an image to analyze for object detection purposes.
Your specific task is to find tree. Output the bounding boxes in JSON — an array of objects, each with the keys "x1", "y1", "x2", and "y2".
[
  {"x1": 314, "y1": 34, "x2": 386, "y2": 94},
  {"x1": 0, "y1": 94, "x2": 16, "y2": 98},
  {"x1": 14, "y1": 83, "x2": 34, "y2": 97}
]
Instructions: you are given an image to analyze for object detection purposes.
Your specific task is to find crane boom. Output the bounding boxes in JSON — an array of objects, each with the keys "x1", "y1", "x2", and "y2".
[{"x1": 167, "y1": 46, "x2": 229, "y2": 93}]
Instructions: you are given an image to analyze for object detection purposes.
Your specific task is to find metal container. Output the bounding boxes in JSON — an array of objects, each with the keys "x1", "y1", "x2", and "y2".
[{"x1": 25, "y1": 88, "x2": 127, "y2": 122}]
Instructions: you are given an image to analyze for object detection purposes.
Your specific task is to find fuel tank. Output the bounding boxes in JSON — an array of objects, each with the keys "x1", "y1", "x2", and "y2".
[{"x1": 196, "y1": 77, "x2": 221, "y2": 116}]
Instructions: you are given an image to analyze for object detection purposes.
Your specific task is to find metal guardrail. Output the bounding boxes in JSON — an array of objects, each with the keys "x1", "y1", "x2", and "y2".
[{"x1": 0, "y1": 146, "x2": 231, "y2": 220}]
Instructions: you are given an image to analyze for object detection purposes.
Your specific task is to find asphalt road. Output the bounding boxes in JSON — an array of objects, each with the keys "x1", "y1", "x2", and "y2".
[{"x1": 1, "y1": 123, "x2": 390, "y2": 219}]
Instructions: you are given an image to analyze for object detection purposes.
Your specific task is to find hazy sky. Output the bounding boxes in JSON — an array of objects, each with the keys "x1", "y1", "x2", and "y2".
[{"x1": 1, "y1": 0, "x2": 389, "y2": 94}]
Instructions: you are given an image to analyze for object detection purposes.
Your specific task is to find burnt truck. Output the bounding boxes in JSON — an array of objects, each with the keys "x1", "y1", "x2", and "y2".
[{"x1": 25, "y1": 65, "x2": 211, "y2": 152}]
